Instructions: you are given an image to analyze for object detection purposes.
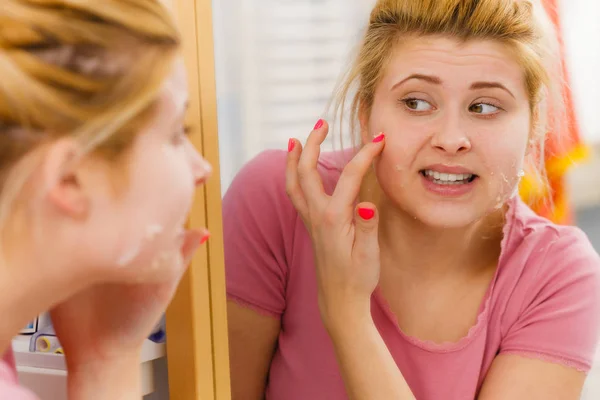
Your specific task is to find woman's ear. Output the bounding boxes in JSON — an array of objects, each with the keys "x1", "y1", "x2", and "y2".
[{"x1": 42, "y1": 139, "x2": 90, "y2": 219}]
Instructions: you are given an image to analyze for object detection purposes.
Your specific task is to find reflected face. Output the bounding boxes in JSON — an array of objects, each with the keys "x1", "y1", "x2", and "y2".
[{"x1": 365, "y1": 36, "x2": 531, "y2": 228}]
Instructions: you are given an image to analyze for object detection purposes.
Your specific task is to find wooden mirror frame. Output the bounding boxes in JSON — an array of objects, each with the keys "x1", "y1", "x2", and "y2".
[{"x1": 165, "y1": 0, "x2": 231, "y2": 399}]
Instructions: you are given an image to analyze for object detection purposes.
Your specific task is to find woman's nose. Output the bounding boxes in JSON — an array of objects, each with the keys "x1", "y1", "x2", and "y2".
[
  {"x1": 186, "y1": 140, "x2": 212, "y2": 186},
  {"x1": 430, "y1": 118, "x2": 471, "y2": 154}
]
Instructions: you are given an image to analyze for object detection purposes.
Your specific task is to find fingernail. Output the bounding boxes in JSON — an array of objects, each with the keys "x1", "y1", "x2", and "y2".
[
  {"x1": 288, "y1": 138, "x2": 295, "y2": 152},
  {"x1": 200, "y1": 233, "x2": 211, "y2": 245},
  {"x1": 314, "y1": 119, "x2": 324, "y2": 130},
  {"x1": 372, "y1": 133, "x2": 385, "y2": 143},
  {"x1": 358, "y1": 208, "x2": 375, "y2": 220}
]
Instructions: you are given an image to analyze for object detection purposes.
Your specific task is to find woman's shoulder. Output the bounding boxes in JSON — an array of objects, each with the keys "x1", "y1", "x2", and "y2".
[
  {"x1": 494, "y1": 199, "x2": 600, "y2": 369},
  {"x1": 221, "y1": 147, "x2": 350, "y2": 254},
  {"x1": 224, "y1": 148, "x2": 349, "y2": 200},
  {"x1": 508, "y1": 197, "x2": 599, "y2": 268},
  {"x1": 499, "y1": 196, "x2": 600, "y2": 303}
]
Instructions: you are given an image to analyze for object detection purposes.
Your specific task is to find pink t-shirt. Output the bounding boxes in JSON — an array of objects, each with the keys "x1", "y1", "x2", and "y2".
[
  {"x1": 224, "y1": 149, "x2": 600, "y2": 400},
  {"x1": 0, "y1": 348, "x2": 38, "y2": 399}
]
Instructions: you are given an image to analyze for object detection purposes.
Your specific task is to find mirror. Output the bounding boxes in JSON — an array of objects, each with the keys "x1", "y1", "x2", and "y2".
[{"x1": 211, "y1": 0, "x2": 600, "y2": 399}]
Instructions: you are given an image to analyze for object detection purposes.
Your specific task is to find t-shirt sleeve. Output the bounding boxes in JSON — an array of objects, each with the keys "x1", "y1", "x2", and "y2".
[
  {"x1": 223, "y1": 149, "x2": 297, "y2": 318},
  {"x1": 499, "y1": 227, "x2": 600, "y2": 372},
  {"x1": 0, "y1": 350, "x2": 39, "y2": 400},
  {"x1": 0, "y1": 380, "x2": 38, "y2": 400}
]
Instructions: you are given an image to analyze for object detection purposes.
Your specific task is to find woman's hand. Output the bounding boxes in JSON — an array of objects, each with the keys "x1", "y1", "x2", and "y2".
[
  {"x1": 287, "y1": 121, "x2": 416, "y2": 400},
  {"x1": 49, "y1": 229, "x2": 206, "y2": 399},
  {"x1": 285, "y1": 119, "x2": 385, "y2": 330}
]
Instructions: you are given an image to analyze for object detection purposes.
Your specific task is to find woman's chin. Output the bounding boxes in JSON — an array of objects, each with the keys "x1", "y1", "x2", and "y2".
[
  {"x1": 401, "y1": 201, "x2": 489, "y2": 230},
  {"x1": 416, "y1": 213, "x2": 479, "y2": 230}
]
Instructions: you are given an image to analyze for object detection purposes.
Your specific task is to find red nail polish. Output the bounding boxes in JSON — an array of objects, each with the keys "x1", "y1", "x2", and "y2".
[
  {"x1": 372, "y1": 133, "x2": 385, "y2": 143},
  {"x1": 314, "y1": 119, "x2": 324, "y2": 130},
  {"x1": 358, "y1": 208, "x2": 375, "y2": 220},
  {"x1": 288, "y1": 139, "x2": 295, "y2": 152},
  {"x1": 200, "y1": 233, "x2": 211, "y2": 245}
]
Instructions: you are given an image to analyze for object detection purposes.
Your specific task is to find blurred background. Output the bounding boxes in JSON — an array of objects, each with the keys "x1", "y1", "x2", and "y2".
[{"x1": 212, "y1": 0, "x2": 600, "y2": 397}]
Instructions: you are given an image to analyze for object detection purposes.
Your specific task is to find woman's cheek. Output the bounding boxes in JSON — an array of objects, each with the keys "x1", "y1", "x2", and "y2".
[
  {"x1": 374, "y1": 146, "x2": 412, "y2": 194},
  {"x1": 110, "y1": 221, "x2": 186, "y2": 283},
  {"x1": 114, "y1": 168, "x2": 195, "y2": 275}
]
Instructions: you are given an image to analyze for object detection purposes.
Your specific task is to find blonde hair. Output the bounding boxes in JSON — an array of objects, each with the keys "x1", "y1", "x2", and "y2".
[
  {"x1": 0, "y1": 0, "x2": 181, "y2": 234},
  {"x1": 330, "y1": 0, "x2": 564, "y2": 177}
]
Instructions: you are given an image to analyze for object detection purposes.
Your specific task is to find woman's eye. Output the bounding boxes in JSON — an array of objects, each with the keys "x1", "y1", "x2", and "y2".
[
  {"x1": 403, "y1": 98, "x2": 433, "y2": 112},
  {"x1": 172, "y1": 130, "x2": 184, "y2": 144},
  {"x1": 470, "y1": 103, "x2": 500, "y2": 115},
  {"x1": 172, "y1": 125, "x2": 193, "y2": 145}
]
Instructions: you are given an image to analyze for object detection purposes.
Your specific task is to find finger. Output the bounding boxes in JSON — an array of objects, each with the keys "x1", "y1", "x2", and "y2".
[
  {"x1": 181, "y1": 228, "x2": 209, "y2": 266},
  {"x1": 296, "y1": 119, "x2": 329, "y2": 209},
  {"x1": 332, "y1": 132, "x2": 385, "y2": 205},
  {"x1": 286, "y1": 138, "x2": 309, "y2": 219},
  {"x1": 353, "y1": 202, "x2": 380, "y2": 263}
]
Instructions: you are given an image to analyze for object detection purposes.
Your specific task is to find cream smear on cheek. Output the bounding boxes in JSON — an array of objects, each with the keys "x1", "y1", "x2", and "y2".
[
  {"x1": 486, "y1": 164, "x2": 526, "y2": 211},
  {"x1": 149, "y1": 215, "x2": 189, "y2": 272},
  {"x1": 116, "y1": 242, "x2": 143, "y2": 267},
  {"x1": 116, "y1": 224, "x2": 165, "y2": 268},
  {"x1": 392, "y1": 163, "x2": 408, "y2": 188},
  {"x1": 145, "y1": 224, "x2": 164, "y2": 240},
  {"x1": 115, "y1": 224, "x2": 186, "y2": 280},
  {"x1": 115, "y1": 202, "x2": 189, "y2": 268}
]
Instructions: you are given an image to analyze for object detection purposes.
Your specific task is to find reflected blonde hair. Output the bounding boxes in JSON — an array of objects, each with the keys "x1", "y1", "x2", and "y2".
[
  {"x1": 0, "y1": 0, "x2": 181, "y2": 233},
  {"x1": 331, "y1": 0, "x2": 564, "y2": 181}
]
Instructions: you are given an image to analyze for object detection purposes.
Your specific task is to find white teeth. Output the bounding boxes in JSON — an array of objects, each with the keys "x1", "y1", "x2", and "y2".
[{"x1": 423, "y1": 169, "x2": 473, "y2": 184}]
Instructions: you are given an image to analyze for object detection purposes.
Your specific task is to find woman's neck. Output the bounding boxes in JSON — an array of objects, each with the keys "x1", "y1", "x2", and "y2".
[{"x1": 377, "y1": 200, "x2": 505, "y2": 280}]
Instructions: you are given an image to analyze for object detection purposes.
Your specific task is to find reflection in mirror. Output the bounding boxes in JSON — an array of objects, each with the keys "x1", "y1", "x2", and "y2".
[{"x1": 213, "y1": 0, "x2": 600, "y2": 399}]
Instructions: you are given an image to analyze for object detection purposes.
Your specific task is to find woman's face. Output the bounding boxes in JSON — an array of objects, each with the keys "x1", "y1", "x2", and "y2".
[
  {"x1": 86, "y1": 58, "x2": 211, "y2": 281},
  {"x1": 365, "y1": 36, "x2": 532, "y2": 228}
]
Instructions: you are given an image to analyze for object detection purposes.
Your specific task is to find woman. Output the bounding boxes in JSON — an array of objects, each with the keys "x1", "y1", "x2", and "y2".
[
  {"x1": 224, "y1": 0, "x2": 600, "y2": 399},
  {"x1": 0, "y1": 1, "x2": 209, "y2": 398}
]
